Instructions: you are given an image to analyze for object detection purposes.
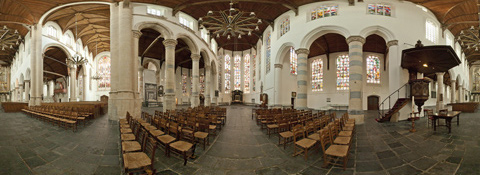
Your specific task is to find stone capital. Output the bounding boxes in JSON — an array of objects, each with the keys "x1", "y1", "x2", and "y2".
[
  {"x1": 346, "y1": 36, "x2": 366, "y2": 45},
  {"x1": 450, "y1": 79, "x2": 456, "y2": 84},
  {"x1": 386, "y1": 40, "x2": 398, "y2": 47},
  {"x1": 191, "y1": 54, "x2": 201, "y2": 61},
  {"x1": 24, "y1": 80, "x2": 30, "y2": 83},
  {"x1": 132, "y1": 30, "x2": 142, "y2": 38},
  {"x1": 274, "y1": 64, "x2": 283, "y2": 69},
  {"x1": 295, "y1": 48, "x2": 310, "y2": 55},
  {"x1": 435, "y1": 72, "x2": 445, "y2": 77},
  {"x1": 163, "y1": 39, "x2": 178, "y2": 47}
]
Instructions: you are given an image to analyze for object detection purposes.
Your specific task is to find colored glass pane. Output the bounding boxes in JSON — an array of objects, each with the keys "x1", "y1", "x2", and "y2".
[
  {"x1": 244, "y1": 54, "x2": 250, "y2": 93},
  {"x1": 367, "y1": 56, "x2": 380, "y2": 84},
  {"x1": 311, "y1": 59, "x2": 323, "y2": 91},
  {"x1": 234, "y1": 55, "x2": 241, "y2": 90},
  {"x1": 336, "y1": 55, "x2": 349, "y2": 90},
  {"x1": 225, "y1": 55, "x2": 231, "y2": 93},
  {"x1": 290, "y1": 47, "x2": 297, "y2": 75},
  {"x1": 98, "y1": 56, "x2": 111, "y2": 90}
]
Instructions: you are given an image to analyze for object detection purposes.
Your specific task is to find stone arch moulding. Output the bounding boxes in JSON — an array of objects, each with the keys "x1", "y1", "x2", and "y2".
[
  {"x1": 142, "y1": 58, "x2": 161, "y2": 75},
  {"x1": 274, "y1": 42, "x2": 295, "y2": 65},
  {"x1": 447, "y1": 69, "x2": 456, "y2": 81},
  {"x1": 200, "y1": 49, "x2": 212, "y2": 67},
  {"x1": 176, "y1": 33, "x2": 200, "y2": 55},
  {"x1": 359, "y1": 25, "x2": 396, "y2": 42},
  {"x1": 42, "y1": 43, "x2": 73, "y2": 59},
  {"x1": 20, "y1": 74, "x2": 24, "y2": 84},
  {"x1": 299, "y1": 25, "x2": 351, "y2": 49},
  {"x1": 133, "y1": 21, "x2": 173, "y2": 40}
]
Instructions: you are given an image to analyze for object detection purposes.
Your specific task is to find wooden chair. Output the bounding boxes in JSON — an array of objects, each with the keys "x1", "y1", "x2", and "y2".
[
  {"x1": 425, "y1": 109, "x2": 434, "y2": 128},
  {"x1": 169, "y1": 130, "x2": 197, "y2": 165},
  {"x1": 319, "y1": 129, "x2": 350, "y2": 170},
  {"x1": 121, "y1": 127, "x2": 144, "y2": 153},
  {"x1": 278, "y1": 119, "x2": 293, "y2": 149},
  {"x1": 292, "y1": 124, "x2": 317, "y2": 160},
  {"x1": 123, "y1": 135, "x2": 157, "y2": 174},
  {"x1": 156, "y1": 121, "x2": 178, "y2": 156},
  {"x1": 266, "y1": 114, "x2": 281, "y2": 137},
  {"x1": 194, "y1": 120, "x2": 209, "y2": 150}
]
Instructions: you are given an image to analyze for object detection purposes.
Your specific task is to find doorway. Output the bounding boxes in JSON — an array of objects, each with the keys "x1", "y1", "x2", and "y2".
[{"x1": 367, "y1": 95, "x2": 379, "y2": 110}]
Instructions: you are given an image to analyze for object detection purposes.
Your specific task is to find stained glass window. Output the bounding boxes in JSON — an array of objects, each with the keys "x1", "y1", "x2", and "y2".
[
  {"x1": 200, "y1": 72, "x2": 205, "y2": 94},
  {"x1": 97, "y1": 56, "x2": 111, "y2": 90},
  {"x1": 244, "y1": 54, "x2": 250, "y2": 93},
  {"x1": 366, "y1": 56, "x2": 380, "y2": 84},
  {"x1": 252, "y1": 54, "x2": 256, "y2": 92},
  {"x1": 312, "y1": 59, "x2": 323, "y2": 91},
  {"x1": 218, "y1": 62, "x2": 222, "y2": 93},
  {"x1": 336, "y1": 55, "x2": 349, "y2": 90},
  {"x1": 266, "y1": 33, "x2": 271, "y2": 74},
  {"x1": 234, "y1": 55, "x2": 241, "y2": 90},
  {"x1": 368, "y1": 4, "x2": 392, "y2": 17},
  {"x1": 182, "y1": 73, "x2": 187, "y2": 94},
  {"x1": 290, "y1": 47, "x2": 297, "y2": 75},
  {"x1": 224, "y1": 55, "x2": 231, "y2": 93},
  {"x1": 310, "y1": 5, "x2": 338, "y2": 21},
  {"x1": 190, "y1": 75, "x2": 193, "y2": 94},
  {"x1": 280, "y1": 18, "x2": 290, "y2": 36},
  {"x1": 79, "y1": 74, "x2": 83, "y2": 96}
]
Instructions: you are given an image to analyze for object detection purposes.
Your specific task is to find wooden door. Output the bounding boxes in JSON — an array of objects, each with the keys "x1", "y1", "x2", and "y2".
[{"x1": 367, "y1": 96, "x2": 379, "y2": 110}]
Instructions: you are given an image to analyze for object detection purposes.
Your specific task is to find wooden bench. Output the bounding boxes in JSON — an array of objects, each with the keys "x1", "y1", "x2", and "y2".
[
  {"x1": 449, "y1": 102, "x2": 479, "y2": 113},
  {"x1": 2, "y1": 102, "x2": 28, "y2": 112}
]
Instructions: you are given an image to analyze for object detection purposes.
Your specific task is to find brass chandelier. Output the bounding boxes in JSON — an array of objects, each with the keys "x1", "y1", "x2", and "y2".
[
  {"x1": 67, "y1": 14, "x2": 87, "y2": 66},
  {"x1": 457, "y1": 25, "x2": 480, "y2": 52},
  {"x1": 0, "y1": 25, "x2": 22, "y2": 52},
  {"x1": 198, "y1": 0, "x2": 262, "y2": 40}
]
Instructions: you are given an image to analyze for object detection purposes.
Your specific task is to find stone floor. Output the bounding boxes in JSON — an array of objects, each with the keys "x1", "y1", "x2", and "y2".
[{"x1": 0, "y1": 105, "x2": 479, "y2": 174}]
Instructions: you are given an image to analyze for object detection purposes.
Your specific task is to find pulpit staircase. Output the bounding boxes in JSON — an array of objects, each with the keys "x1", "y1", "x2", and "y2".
[{"x1": 376, "y1": 83, "x2": 410, "y2": 122}]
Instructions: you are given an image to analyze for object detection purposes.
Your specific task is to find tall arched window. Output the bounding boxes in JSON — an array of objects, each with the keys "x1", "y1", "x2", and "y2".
[
  {"x1": 252, "y1": 54, "x2": 256, "y2": 92},
  {"x1": 234, "y1": 55, "x2": 241, "y2": 90},
  {"x1": 97, "y1": 56, "x2": 111, "y2": 90},
  {"x1": 280, "y1": 17, "x2": 290, "y2": 36},
  {"x1": 47, "y1": 26, "x2": 57, "y2": 38},
  {"x1": 311, "y1": 59, "x2": 323, "y2": 91},
  {"x1": 336, "y1": 55, "x2": 349, "y2": 90},
  {"x1": 79, "y1": 74, "x2": 83, "y2": 96},
  {"x1": 426, "y1": 19, "x2": 438, "y2": 43},
  {"x1": 182, "y1": 73, "x2": 187, "y2": 94},
  {"x1": 290, "y1": 47, "x2": 297, "y2": 75},
  {"x1": 224, "y1": 55, "x2": 231, "y2": 93},
  {"x1": 244, "y1": 54, "x2": 250, "y2": 93},
  {"x1": 266, "y1": 33, "x2": 271, "y2": 73},
  {"x1": 366, "y1": 56, "x2": 381, "y2": 84}
]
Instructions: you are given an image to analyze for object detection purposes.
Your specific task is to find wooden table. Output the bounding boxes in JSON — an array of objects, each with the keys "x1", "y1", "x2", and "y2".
[{"x1": 432, "y1": 111, "x2": 461, "y2": 133}]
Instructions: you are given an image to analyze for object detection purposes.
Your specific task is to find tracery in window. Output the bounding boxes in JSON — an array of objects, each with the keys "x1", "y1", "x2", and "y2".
[
  {"x1": 266, "y1": 33, "x2": 271, "y2": 74},
  {"x1": 244, "y1": 54, "x2": 250, "y2": 93},
  {"x1": 368, "y1": 3, "x2": 391, "y2": 16},
  {"x1": 280, "y1": 18, "x2": 290, "y2": 36},
  {"x1": 290, "y1": 47, "x2": 297, "y2": 75},
  {"x1": 311, "y1": 59, "x2": 323, "y2": 91},
  {"x1": 366, "y1": 56, "x2": 380, "y2": 84},
  {"x1": 234, "y1": 55, "x2": 241, "y2": 90},
  {"x1": 224, "y1": 55, "x2": 231, "y2": 93},
  {"x1": 310, "y1": 5, "x2": 338, "y2": 20},
  {"x1": 97, "y1": 56, "x2": 111, "y2": 90},
  {"x1": 252, "y1": 54, "x2": 256, "y2": 92},
  {"x1": 336, "y1": 55, "x2": 349, "y2": 90}
]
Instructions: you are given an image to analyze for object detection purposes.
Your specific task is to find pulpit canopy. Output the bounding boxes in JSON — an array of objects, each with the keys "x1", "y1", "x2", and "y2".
[{"x1": 401, "y1": 45, "x2": 461, "y2": 75}]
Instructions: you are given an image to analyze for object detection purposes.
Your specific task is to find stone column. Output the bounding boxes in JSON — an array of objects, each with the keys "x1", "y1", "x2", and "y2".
[
  {"x1": 29, "y1": 24, "x2": 39, "y2": 106},
  {"x1": 436, "y1": 72, "x2": 445, "y2": 112},
  {"x1": 451, "y1": 80, "x2": 456, "y2": 103},
  {"x1": 109, "y1": 1, "x2": 138, "y2": 120},
  {"x1": 19, "y1": 84, "x2": 24, "y2": 102},
  {"x1": 24, "y1": 80, "x2": 30, "y2": 102},
  {"x1": 191, "y1": 53, "x2": 201, "y2": 107},
  {"x1": 69, "y1": 65, "x2": 77, "y2": 102},
  {"x1": 212, "y1": 70, "x2": 218, "y2": 105},
  {"x1": 346, "y1": 36, "x2": 366, "y2": 124},
  {"x1": 274, "y1": 63, "x2": 283, "y2": 106},
  {"x1": 295, "y1": 48, "x2": 310, "y2": 109},
  {"x1": 387, "y1": 40, "x2": 399, "y2": 94},
  {"x1": 205, "y1": 65, "x2": 211, "y2": 106},
  {"x1": 458, "y1": 85, "x2": 463, "y2": 102},
  {"x1": 138, "y1": 67, "x2": 144, "y2": 101},
  {"x1": 108, "y1": 2, "x2": 119, "y2": 118},
  {"x1": 163, "y1": 39, "x2": 178, "y2": 111}
]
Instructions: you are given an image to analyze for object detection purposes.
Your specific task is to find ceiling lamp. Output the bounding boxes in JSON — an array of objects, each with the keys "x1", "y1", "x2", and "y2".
[
  {"x1": 0, "y1": 25, "x2": 23, "y2": 54},
  {"x1": 198, "y1": 0, "x2": 262, "y2": 39},
  {"x1": 67, "y1": 13, "x2": 87, "y2": 66},
  {"x1": 457, "y1": 25, "x2": 480, "y2": 53}
]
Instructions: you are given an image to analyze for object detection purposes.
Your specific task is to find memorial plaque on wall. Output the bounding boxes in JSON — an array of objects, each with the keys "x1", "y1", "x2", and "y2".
[
  {"x1": 158, "y1": 85, "x2": 164, "y2": 97},
  {"x1": 145, "y1": 83, "x2": 157, "y2": 101}
]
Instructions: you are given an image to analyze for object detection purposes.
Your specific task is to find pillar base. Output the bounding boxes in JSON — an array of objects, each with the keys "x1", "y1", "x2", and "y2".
[
  {"x1": 108, "y1": 91, "x2": 138, "y2": 121},
  {"x1": 164, "y1": 94, "x2": 176, "y2": 112},
  {"x1": 349, "y1": 114, "x2": 364, "y2": 124}
]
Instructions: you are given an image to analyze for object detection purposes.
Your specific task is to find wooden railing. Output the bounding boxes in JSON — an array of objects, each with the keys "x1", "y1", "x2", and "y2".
[{"x1": 378, "y1": 83, "x2": 410, "y2": 118}]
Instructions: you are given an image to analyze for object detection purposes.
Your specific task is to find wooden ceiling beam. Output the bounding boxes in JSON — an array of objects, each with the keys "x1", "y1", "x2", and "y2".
[
  {"x1": 441, "y1": 0, "x2": 473, "y2": 22},
  {"x1": 172, "y1": 0, "x2": 298, "y2": 16},
  {"x1": 43, "y1": 55, "x2": 67, "y2": 66},
  {"x1": 141, "y1": 35, "x2": 162, "y2": 64},
  {"x1": 443, "y1": 13, "x2": 479, "y2": 24}
]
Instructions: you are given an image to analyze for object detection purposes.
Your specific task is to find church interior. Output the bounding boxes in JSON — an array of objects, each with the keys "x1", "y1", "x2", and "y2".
[{"x1": 1, "y1": 0, "x2": 480, "y2": 174}]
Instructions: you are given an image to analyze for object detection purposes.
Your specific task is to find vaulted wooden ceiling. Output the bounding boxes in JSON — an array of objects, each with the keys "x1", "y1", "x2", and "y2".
[{"x1": 1, "y1": 0, "x2": 480, "y2": 66}]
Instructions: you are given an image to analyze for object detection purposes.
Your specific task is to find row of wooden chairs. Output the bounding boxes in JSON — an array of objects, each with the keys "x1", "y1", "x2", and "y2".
[
  {"x1": 40, "y1": 104, "x2": 94, "y2": 119},
  {"x1": 22, "y1": 106, "x2": 80, "y2": 132}
]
